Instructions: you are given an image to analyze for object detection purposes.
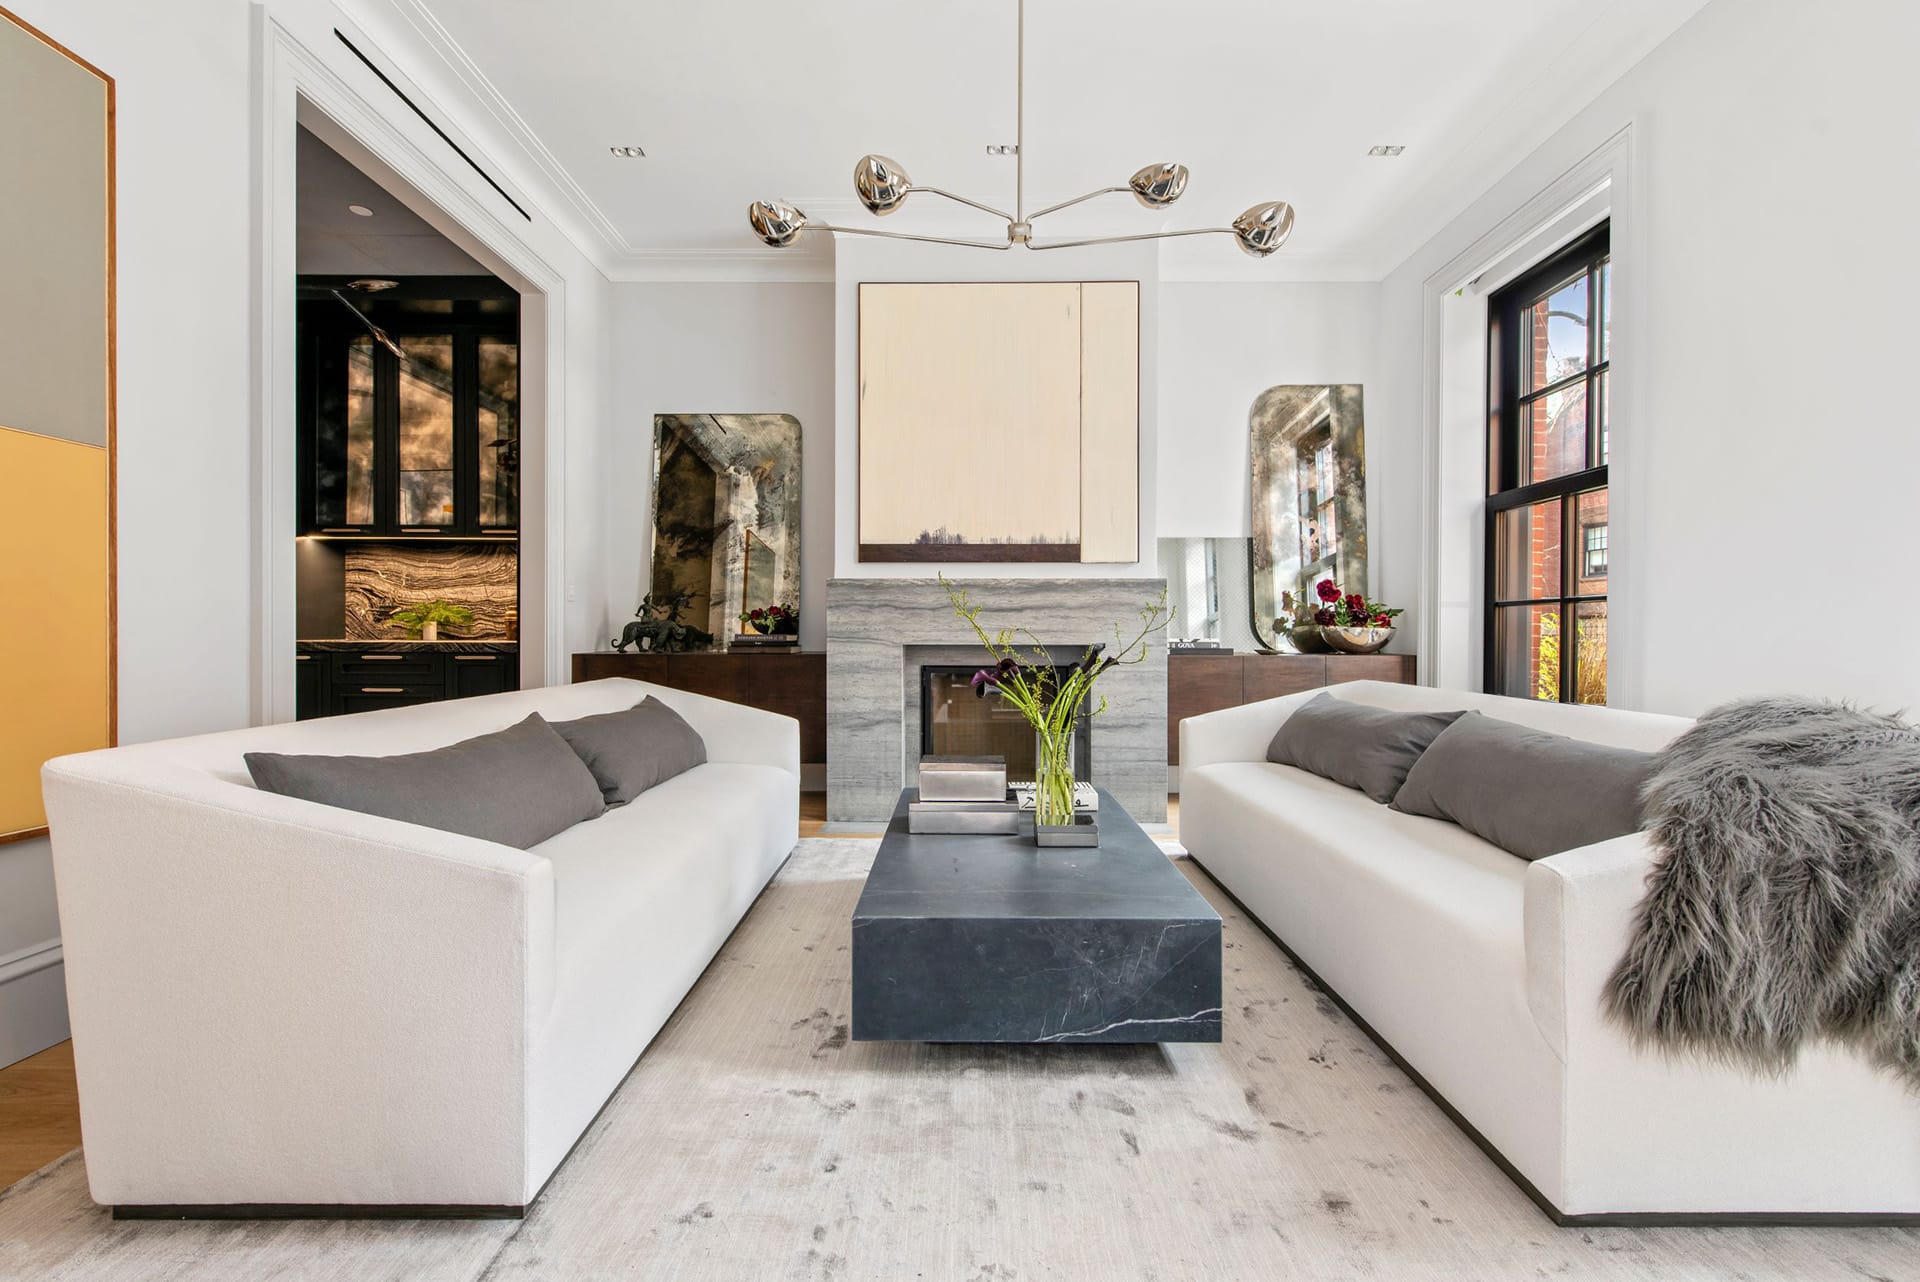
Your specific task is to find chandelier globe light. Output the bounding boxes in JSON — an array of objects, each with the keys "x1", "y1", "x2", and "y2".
[{"x1": 747, "y1": 0, "x2": 1294, "y2": 258}]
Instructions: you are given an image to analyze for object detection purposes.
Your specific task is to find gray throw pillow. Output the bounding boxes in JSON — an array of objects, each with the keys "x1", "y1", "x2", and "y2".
[
  {"x1": 244, "y1": 713, "x2": 606, "y2": 850},
  {"x1": 549, "y1": 696, "x2": 708, "y2": 806},
  {"x1": 1265, "y1": 693, "x2": 1466, "y2": 804},
  {"x1": 1389, "y1": 711, "x2": 1654, "y2": 859}
]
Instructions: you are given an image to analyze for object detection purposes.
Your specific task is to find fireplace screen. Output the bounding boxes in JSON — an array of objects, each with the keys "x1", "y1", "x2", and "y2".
[{"x1": 920, "y1": 666, "x2": 1093, "y2": 783}]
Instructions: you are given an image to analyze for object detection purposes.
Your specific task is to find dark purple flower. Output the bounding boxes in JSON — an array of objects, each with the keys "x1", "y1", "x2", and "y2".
[
  {"x1": 1315, "y1": 579, "x2": 1342, "y2": 603},
  {"x1": 1313, "y1": 607, "x2": 1336, "y2": 626},
  {"x1": 1344, "y1": 593, "x2": 1367, "y2": 617}
]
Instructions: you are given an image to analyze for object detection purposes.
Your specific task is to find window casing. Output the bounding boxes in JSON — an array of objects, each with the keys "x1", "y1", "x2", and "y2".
[{"x1": 1485, "y1": 223, "x2": 1610, "y2": 704}]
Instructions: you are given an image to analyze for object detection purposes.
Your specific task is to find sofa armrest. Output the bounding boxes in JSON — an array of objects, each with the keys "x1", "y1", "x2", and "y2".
[
  {"x1": 40, "y1": 756, "x2": 556, "y2": 1207},
  {"x1": 634, "y1": 683, "x2": 801, "y2": 780},
  {"x1": 1179, "y1": 687, "x2": 1328, "y2": 773},
  {"x1": 1521, "y1": 832, "x2": 1656, "y2": 1062}
]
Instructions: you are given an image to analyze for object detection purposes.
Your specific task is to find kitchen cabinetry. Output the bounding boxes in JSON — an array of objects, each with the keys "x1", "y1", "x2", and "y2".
[
  {"x1": 297, "y1": 279, "x2": 519, "y2": 538},
  {"x1": 297, "y1": 645, "x2": 519, "y2": 720}
]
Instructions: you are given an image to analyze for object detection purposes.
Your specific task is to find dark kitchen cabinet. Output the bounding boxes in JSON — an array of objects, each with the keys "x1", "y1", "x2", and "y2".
[
  {"x1": 297, "y1": 647, "x2": 520, "y2": 720},
  {"x1": 297, "y1": 278, "x2": 520, "y2": 538}
]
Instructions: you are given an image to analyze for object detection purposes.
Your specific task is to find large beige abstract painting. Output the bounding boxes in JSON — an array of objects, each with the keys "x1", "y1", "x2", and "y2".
[
  {"x1": 858, "y1": 282, "x2": 1138, "y2": 563},
  {"x1": 0, "y1": 8, "x2": 115, "y2": 842}
]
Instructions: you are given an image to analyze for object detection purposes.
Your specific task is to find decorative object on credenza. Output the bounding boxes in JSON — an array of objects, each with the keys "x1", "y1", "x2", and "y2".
[
  {"x1": 1605, "y1": 696, "x2": 1920, "y2": 1089},
  {"x1": 389, "y1": 600, "x2": 474, "y2": 642},
  {"x1": 1250, "y1": 384, "x2": 1369, "y2": 653},
  {"x1": 942, "y1": 573, "x2": 1171, "y2": 845},
  {"x1": 739, "y1": 602, "x2": 798, "y2": 635},
  {"x1": 612, "y1": 590, "x2": 715, "y2": 654},
  {"x1": 730, "y1": 632, "x2": 800, "y2": 649},
  {"x1": 747, "y1": 1, "x2": 1293, "y2": 258},
  {"x1": 1278, "y1": 578, "x2": 1400, "y2": 656},
  {"x1": 651, "y1": 413, "x2": 801, "y2": 641},
  {"x1": 1169, "y1": 640, "x2": 1227, "y2": 656}
]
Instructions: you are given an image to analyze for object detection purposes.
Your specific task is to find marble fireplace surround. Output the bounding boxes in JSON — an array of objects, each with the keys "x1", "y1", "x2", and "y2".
[{"x1": 827, "y1": 578, "x2": 1168, "y2": 823}]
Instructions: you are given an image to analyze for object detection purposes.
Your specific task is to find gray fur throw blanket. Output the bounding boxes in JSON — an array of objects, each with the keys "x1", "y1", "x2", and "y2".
[{"x1": 1604, "y1": 695, "x2": 1920, "y2": 1088}]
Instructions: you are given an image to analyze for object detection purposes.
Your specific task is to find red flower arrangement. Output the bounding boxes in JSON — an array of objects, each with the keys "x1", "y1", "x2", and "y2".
[
  {"x1": 739, "y1": 602, "x2": 799, "y2": 635},
  {"x1": 1282, "y1": 579, "x2": 1403, "y2": 632}
]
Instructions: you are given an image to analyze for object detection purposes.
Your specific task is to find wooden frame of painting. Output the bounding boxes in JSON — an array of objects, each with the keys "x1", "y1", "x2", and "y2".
[
  {"x1": 857, "y1": 281, "x2": 1139, "y2": 563},
  {"x1": 0, "y1": 6, "x2": 116, "y2": 843}
]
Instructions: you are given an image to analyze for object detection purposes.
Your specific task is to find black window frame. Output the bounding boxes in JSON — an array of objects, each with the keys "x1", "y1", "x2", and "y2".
[{"x1": 1484, "y1": 222, "x2": 1610, "y2": 702}]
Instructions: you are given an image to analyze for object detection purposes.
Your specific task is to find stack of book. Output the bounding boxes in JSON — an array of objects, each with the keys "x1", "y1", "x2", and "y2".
[
  {"x1": 908, "y1": 755, "x2": 1019, "y2": 834},
  {"x1": 732, "y1": 633, "x2": 799, "y2": 649}
]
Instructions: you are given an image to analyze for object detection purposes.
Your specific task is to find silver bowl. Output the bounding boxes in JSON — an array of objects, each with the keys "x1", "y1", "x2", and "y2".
[
  {"x1": 1285, "y1": 624, "x2": 1332, "y2": 654},
  {"x1": 1319, "y1": 625, "x2": 1395, "y2": 655}
]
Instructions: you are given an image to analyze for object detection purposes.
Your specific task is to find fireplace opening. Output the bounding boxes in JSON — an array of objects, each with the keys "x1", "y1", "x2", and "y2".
[{"x1": 920, "y1": 665, "x2": 1093, "y2": 783}]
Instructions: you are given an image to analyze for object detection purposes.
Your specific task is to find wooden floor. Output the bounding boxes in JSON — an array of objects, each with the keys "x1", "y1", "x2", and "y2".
[
  {"x1": 0, "y1": 1039, "x2": 80, "y2": 1190},
  {"x1": 0, "y1": 792, "x2": 1181, "y2": 1194}
]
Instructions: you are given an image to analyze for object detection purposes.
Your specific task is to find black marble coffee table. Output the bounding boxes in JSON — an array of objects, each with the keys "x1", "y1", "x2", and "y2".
[{"x1": 850, "y1": 789, "x2": 1223, "y2": 1043}]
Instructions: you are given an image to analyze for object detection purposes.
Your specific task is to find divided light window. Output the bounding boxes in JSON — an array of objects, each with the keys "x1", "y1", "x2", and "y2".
[{"x1": 1485, "y1": 223, "x2": 1610, "y2": 704}]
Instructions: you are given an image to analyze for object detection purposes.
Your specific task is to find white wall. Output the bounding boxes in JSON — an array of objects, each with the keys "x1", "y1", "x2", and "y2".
[
  {"x1": 1374, "y1": 0, "x2": 1920, "y2": 716},
  {"x1": 1156, "y1": 282, "x2": 1381, "y2": 543},
  {"x1": 832, "y1": 236, "x2": 1163, "y2": 579},
  {"x1": 607, "y1": 283, "x2": 836, "y2": 650}
]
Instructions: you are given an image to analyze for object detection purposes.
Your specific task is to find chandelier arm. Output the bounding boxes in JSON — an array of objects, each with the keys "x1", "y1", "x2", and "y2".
[
  {"x1": 907, "y1": 186, "x2": 1014, "y2": 223},
  {"x1": 798, "y1": 224, "x2": 1014, "y2": 251},
  {"x1": 1025, "y1": 227, "x2": 1233, "y2": 251},
  {"x1": 1015, "y1": 0, "x2": 1025, "y2": 222},
  {"x1": 1026, "y1": 187, "x2": 1130, "y2": 222}
]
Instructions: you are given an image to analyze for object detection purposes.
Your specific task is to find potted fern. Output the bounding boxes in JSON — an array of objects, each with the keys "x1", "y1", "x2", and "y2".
[{"x1": 389, "y1": 600, "x2": 475, "y2": 642}]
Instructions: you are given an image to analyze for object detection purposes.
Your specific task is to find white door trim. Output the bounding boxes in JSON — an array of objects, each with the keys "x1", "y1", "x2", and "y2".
[{"x1": 249, "y1": 8, "x2": 571, "y2": 724}]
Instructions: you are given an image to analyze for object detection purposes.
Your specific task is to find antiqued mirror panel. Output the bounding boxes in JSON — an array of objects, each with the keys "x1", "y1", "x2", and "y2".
[{"x1": 1249, "y1": 384, "x2": 1368, "y2": 652}]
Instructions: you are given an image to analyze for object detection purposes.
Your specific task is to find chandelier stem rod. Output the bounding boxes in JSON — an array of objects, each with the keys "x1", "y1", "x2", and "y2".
[
  {"x1": 796, "y1": 225, "x2": 1015, "y2": 251},
  {"x1": 1015, "y1": 0, "x2": 1025, "y2": 223},
  {"x1": 1027, "y1": 186, "x2": 1129, "y2": 221},
  {"x1": 1027, "y1": 227, "x2": 1234, "y2": 252},
  {"x1": 908, "y1": 186, "x2": 1014, "y2": 223}
]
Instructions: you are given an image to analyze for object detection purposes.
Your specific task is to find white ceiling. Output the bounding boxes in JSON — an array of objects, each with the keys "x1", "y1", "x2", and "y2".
[
  {"x1": 356, "y1": 0, "x2": 1708, "y2": 279},
  {"x1": 297, "y1": 125, "x2": 490, "y2": 276}
]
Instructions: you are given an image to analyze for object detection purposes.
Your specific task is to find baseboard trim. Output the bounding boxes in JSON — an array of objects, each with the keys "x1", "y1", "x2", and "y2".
[
  {"x1": 1181, "y1": 853, "x2": 1920, "y2": 1229},
  {"x1": 0, "y1": 937, "x2": 61, "y2": 986},
  {"x1": 0, "y1": 938, "x2": 69, "y2": 1069},
  {"x1": 112, "y1": 1203, "x2": 522, "y2": 1221}
]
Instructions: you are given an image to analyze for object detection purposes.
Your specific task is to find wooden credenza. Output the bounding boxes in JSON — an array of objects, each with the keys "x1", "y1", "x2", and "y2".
[
  {"x1": 1168, "y1": 652, "x2": 1418, "y2": 765},
  {"x1": 571, "y1": 651, "x2": 827, "y2": 764}
]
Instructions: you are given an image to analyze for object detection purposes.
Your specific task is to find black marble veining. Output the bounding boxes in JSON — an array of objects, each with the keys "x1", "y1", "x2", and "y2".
[{"x1": 851, "y1": 789, "x2": 1223, "y2": 1044}]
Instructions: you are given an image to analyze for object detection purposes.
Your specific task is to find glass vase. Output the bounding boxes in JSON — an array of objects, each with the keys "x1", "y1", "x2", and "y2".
[{"x1": 1033, "y1": 726, "x2": 1077, "y2": 829}]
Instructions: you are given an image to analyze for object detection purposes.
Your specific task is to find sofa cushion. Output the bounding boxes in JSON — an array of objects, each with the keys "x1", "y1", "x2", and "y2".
[
  {"x1": 1390, "y1": 711, "x2": 1654, "y2": 859},
  {"x1": 1265, "y1": 692, "x2": 1466, "y2": 803},
  {"x1": 244, "y1": 712, "x2": 606, "y2": 850},
  {"x1": 550, "y1": 696, "x2": 708, "y2": 806}
]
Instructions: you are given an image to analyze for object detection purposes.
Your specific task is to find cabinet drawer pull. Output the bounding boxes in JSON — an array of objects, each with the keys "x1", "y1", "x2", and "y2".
[
  {"x1": 319, "y1": 527, "x2": 362, "y2": 534},
  {"x1": 296, "y1": 654, "x2": 312, "y2": 661},
  {"x1": 360, "y1": 687, "x2": 407, "y2": 694},
  {"x1": 453, "y1": 654, "x2": 499, "y2": 661},
  {"x1": 400, "y1": 526, "x2": 443, "y2": 533},
  {"x1": 358, "y1": 654, "x2": 406, "y2": 661}
]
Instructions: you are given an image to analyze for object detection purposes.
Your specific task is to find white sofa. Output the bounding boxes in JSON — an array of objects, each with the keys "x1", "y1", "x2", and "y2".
[
  {"x1": 41, "y1": 678, "x2": 798, "y2": 1215},
  {"x1": 1179, "y1": 680, "x2": 1920, "y2": 1223}
]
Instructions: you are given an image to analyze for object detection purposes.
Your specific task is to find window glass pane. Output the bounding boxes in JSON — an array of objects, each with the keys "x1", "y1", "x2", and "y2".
[
  {"x1": 1525, "y1": 381, "x2": 1587, "y2": 484},
  {"x1": 1597, "y1": 369, "x2": 1610, "y2": 467},
  {"x1": 345, "y1": 337, "x2": 376, "y2": 525},
  {"x1": 398, "y1": 336, "x2": 455, "y2": 526},
  {"x1": 1493, "y1": 604, "x2": 1561, "y2": 701},
  {"x1": 1575, "y1": 487, "x2": 1608, "y2": 595},
  {"x1": 1574, "y1": 600, "x2": 1608, "y2": 706},
  {"x1": 1494, "y1": 497, "x2": 1562, "y2": 601},
  {"x1": 1523, "y1": 271, "x2": 1589, "y2": 394},
  {"x1": 1599, "y1": 259, "x2": 1611, "y2": 361},
  {"x1": 477, "y1": 338, "x2": 518, "y2": 528}
]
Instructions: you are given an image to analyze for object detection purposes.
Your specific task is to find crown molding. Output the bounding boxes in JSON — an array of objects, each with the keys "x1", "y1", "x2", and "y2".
[{"x1": 606, "y1": 248, "x2": 836, "y2": 284}]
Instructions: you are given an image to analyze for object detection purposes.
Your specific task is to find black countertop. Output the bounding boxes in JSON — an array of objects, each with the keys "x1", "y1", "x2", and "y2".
[{"x1": 297, "y1": 639, "x2": 518, "y2": 654}]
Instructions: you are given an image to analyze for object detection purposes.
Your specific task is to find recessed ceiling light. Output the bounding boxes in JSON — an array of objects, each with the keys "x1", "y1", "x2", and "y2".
[
  {"x1": 609, "y1": 145, "x2": 646, "y2": 158},
  {"x1": 1368, "y1": 145, "x2": 1405, "y2": 157},
  {"x1": 986, "y1": 144, "x2": 1020, "y2": 156},
  {"x1": 347, "y1": 203, "x2": 374, "y2": 216}
]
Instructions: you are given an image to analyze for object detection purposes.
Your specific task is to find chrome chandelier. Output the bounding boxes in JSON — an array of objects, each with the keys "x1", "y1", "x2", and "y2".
[{"x1": 747, "y1": 0, "x2": 1294, "y2": 257}]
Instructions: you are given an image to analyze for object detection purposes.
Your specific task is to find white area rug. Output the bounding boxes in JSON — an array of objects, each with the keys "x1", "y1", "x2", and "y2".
[{"x1": 1, "y1": 838, "x2": 1914, "y2": 1280}]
